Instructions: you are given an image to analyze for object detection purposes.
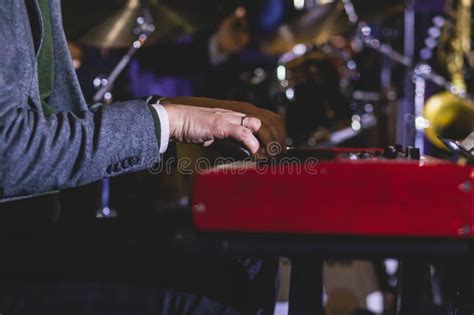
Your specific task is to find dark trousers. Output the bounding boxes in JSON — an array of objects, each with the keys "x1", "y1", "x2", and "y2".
[
  {"x1": 0, "y1": 189, "x2": 278, "y2": 314},
  {"x1": 0, "y1": 256, "x2": 278, "y2": 315}
]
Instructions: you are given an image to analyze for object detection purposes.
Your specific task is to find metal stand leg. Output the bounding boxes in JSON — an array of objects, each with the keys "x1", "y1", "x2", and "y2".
[
  {"x1": 397, "y1": 260, "x2": 431, "y2": 315},
  {"x1": 289, "y1": 257, "x2": 324, "y2": 315},
  {"x1": 439, "y1": 261, "x2": 474, "y2": 314}
]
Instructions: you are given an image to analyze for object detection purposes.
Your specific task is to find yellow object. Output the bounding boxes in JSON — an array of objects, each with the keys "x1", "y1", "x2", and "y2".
[
  {"x1": 427, "y1": 0, "x2": 473, "y2": 149},
  {"x1": 424, "y1": 92, "x2": 474, "y2": 149}
]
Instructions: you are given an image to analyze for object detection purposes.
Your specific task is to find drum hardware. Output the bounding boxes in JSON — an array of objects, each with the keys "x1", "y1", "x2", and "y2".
[
  {"x1": 352, "y1": 91, "x2": 382, "y2": 102},
  {"x1": 79, "y1": 0, "x2": 154, "y2": 50},
  {"x1": 419, "y1": 16, "x2": 446, "y2": 62},
  {"x1": 267, "y1": 0, "x2": 407, "y2": 147},
  {"x1": 320, "y1": 42, "x2": 360, "y2": 87},
  {"x1": 90, "y1": 4, "x2": 155, "y2": 218},
  {"x1": 341, "y1": 0, "x2": 358, "y2": 25},
  {"x1": 66, "y1": 0, "x2": 238, "y2": 216},
  {"x1": 274, "y1": 44, "x2": 355, "y2": 146},
  {"x1": 92, "y1": 9, "x2": 155, "y2": 103},
  {"x1": 260, "y1": 0, "x2": 340, "y2": 55},
  {"x1": 269, "y1": 0, "x2": 468, "y2": 150},
  {"x1": 314, "y1": 123, "x2": 371, "y2": 148},
  {"x1": 344, "y1": 1, "x2": 473, "y2": 154},
  {"x1": 260, "y1": 0, "x2": 400, "y2": 56},
  {"x1": 300, "y1": 103, "x2": 376, "y2": 148},
  {"x1": 347, "y1": 13, "x2": 416, "y2": 148},
  {"x1": 236, "y1": 1, "x2": 404, "y2": 147},
  {"x1": 356, "y1": 23, "x2": 412, "y2": 68},
  {"x1": 341, "y1": 0, "x2": 410, "y2": 67},
  {"x1": 411, "y1": 16, "x2": 449, "y2": 152},
  {"x1": 273, "y1": 51, "x2": 370, "y2": 147},
  {"x1": 239, "y1": 68, "x2": 268, "y2": 86},
  {"x1": 275, "y1": 0, "x2": 405, "y2": 147},
  {"x1": 70, "y1": 0, "x2": 238, "y2": 49}
]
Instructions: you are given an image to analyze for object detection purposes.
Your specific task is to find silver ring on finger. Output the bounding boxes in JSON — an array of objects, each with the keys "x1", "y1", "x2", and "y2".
[{"x1": 241, "y1": 116, "x2": 246, "y2": 127}]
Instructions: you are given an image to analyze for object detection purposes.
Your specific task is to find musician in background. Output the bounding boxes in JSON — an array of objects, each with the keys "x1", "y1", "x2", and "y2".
[
  {"x1": 73, "y1": 0, "x2": 287, "y2": 103},
  {"x1": 0, "y1": 0, "x2": 284, "y2": 314},
  {"x1": 128, "y1": 6, "x2": 251, "y2": 99}
]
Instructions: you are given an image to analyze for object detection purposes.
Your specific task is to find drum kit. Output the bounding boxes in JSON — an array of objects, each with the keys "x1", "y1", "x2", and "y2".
[
  {"x1": 236, "y1": 0, "x2": 404, "y2": 146},
  {"x1": 59, "y1": 2, "x2": 473, "y2": 312},
  {"x1": 60, "y1": 0, "x2": 474, "y2": 216},
  {"x1": 62, "y1": 0, "x2": 473, "y2": 148}
]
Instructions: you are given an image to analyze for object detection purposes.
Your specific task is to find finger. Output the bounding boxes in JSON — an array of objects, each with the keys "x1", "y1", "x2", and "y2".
[
  {"x1": 222, "y1": 115, "x2": 261, "y2": 134},
  {"x1": 218, "y1": 111, "x2": 246, "y2": 117},
  {"x1": 200, "y1": 107, "x2": 235, "y2": 114},
  {"x1": 221, "y1": 122, "x2": 260, "y2": 154},
  {"x1": 241, "y1": 117, "x2": 261, "y2": 133},
  {"x1": 203, "y1": 139, "x2": 214, "y2": 147},
  {"x1": 250, "y1": 109, "x2": 285, "y2": 143},
  {"x1": 201, "y1": 107, "x2": 246, "y2": 116}
]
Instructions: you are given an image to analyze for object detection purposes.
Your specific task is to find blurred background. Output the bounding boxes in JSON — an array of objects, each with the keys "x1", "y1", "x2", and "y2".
[{"x1": 58, "y1": 0, "x2": 474, "y2": 314}]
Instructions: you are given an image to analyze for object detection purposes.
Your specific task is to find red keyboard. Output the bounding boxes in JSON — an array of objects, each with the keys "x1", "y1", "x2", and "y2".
[{"x1": 192, "y1": 147, "x2": 474, "y2": 238}]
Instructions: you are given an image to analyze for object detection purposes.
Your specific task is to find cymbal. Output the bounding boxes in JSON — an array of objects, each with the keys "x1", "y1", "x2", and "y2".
[
  {"x1": 260, "y1": 0, "x2": 401, "y2": 55},
  {"x1": 78, "y1": 0, "x2": 152, "y2": 49},
  {"x1": 260, "y1": 1, "x2": 340, "y2": 55},
  {"x1": 62, "y1": 0, "x2": 124, "y2": 41},
  {"x1": 62, "y1": 0, "x2": 237, "y2": 49}
]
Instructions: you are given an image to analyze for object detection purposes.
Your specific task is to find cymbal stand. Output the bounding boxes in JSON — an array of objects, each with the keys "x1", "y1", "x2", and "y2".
[
  {"x1": 92, "y1": 10, "x2": 155, "y2": 103},
  {"x1": 355, "y1": 22, "x2": 413, "y2": 68},
  {"x1": 340, "y1": 2, "x2": 474, "y2": 314},
  {"x1": 93, "y1": 9, "x2": 155, "y2": 218}
]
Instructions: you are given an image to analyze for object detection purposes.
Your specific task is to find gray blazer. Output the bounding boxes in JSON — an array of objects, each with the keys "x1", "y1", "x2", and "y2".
[{"x1": 0, "y1": 0, "x2": 162, "y2": 200}]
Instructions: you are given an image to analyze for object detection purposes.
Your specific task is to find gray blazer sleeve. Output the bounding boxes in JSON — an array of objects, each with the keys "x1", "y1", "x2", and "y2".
[
  {"x1": 0, "y1": 0, "x2": 161, "y2": 199},
  {"x1": 0, "y1": 101, "x2": 161, "y2": 198}
]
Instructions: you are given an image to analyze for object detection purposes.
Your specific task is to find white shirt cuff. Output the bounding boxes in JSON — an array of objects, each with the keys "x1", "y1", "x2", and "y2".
[
  {"x1": 151, "y1": 103, "x2": 170, "y2": 154},
  {"x1": 209, "y1": 33, "x2": 230, "y2": 66}
]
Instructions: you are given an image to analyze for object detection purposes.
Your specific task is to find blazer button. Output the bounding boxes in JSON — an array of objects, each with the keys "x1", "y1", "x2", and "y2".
[
  {"x1": 106, "y1": 165, "x2": 115, "y2": 174},
  {"x1": 129, "y1": 156, "x2": 140, "y2": 165},
  {"x1": 121, "y1": 159, "x2": 130, "y2": 169}
]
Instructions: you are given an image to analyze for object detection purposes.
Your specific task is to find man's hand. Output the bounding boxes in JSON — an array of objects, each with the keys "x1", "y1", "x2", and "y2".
[
  {"x1": 162, "y1": 104, "x2": 262, "y2": 154},
  {"x1": 162, "y1": 97, "x2": 287, "y2": 155}
]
